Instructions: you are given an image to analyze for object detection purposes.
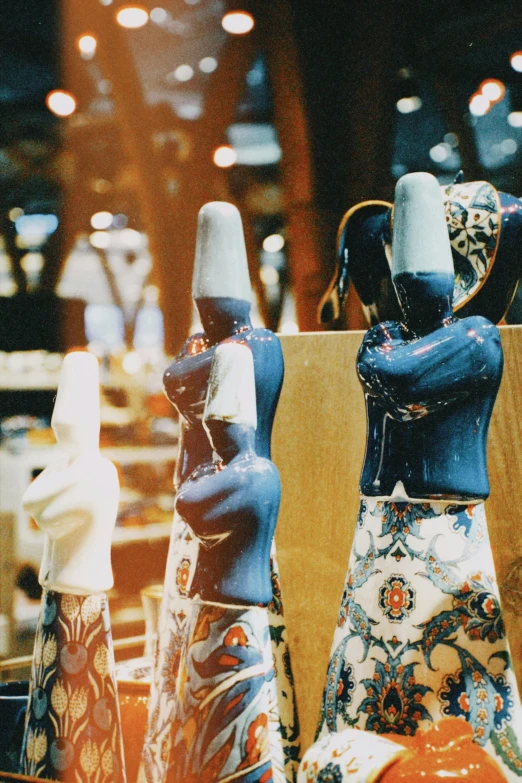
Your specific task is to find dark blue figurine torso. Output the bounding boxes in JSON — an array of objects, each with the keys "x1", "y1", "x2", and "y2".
[
  {"x1": 357, "y1": 272, "x2": 503, "y2": 501},
  {"x1": 162, "y1": 297, "x2": 284, "y2": 605}
]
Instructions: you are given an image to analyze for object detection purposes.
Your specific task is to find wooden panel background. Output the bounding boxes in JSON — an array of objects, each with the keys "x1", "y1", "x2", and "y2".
[{"x1": 273, "y1": 325, "x2": 522, "y2": 750}]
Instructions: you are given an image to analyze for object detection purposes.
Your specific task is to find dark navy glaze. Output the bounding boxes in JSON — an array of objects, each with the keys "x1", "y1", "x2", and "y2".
[
  {"x1": 357, "y1": 271, "x2": 503, "y2": 501},
  {"x1": 176, "y1": 422, "x2": 280, "y2": 605},
  {"x1": 163, "y1": 296, "x2": 284, "y2": 487}
]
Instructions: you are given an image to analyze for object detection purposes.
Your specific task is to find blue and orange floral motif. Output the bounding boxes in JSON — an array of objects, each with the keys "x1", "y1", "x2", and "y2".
[
  {"x1": 168, "y1": 602, "x2": 279, "y2": 783},
  {"x1": 175, "y1": 558, "x2": 192, "y2": 597},
  {"x1": 373, "y1": 502, "x2": 438, "y2": 558},
  {"x1": 378, "y1": 575, "x2": 415, "y2": 623},
  {"x1": 358, "y1": 657, "x2": 432, "y2": 736}
]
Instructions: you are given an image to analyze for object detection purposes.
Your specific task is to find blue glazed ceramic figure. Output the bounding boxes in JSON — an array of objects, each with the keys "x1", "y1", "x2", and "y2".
[
  {"x1": 165, "y1": 342, "x2": 280, "y2": 783},
  {"x1": 19, "y1": 353, "x2": 126, "y2": 783},
  {"x1": 319, "y1": 175, "x2": 522, "y2": 327},
  {"x1": 141, "y1": 203, "x2": 300, "y2": 783},
  {"x1": 176, "y1": 344, "x2": 281, "y2": 607},
  {"x1": 303, "y1": 173, "x2": 522, "y2": 783}
]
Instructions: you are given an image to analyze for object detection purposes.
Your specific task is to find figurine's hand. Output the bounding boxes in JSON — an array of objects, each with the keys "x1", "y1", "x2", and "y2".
[
  {"x1": 357, "y1": 316, "x2": 502, "y2": 421},
  {"x1": 22, "y1": 353, "x2": 119, "y2": 594}
]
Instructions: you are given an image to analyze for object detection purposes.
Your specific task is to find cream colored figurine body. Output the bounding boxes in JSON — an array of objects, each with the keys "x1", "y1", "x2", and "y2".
[{"x1": 20, "y1": 353, "x2": 126, "y2": 783}]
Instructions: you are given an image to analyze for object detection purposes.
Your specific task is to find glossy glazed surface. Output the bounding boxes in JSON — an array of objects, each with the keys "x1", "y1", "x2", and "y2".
[
  {"x1": 358, "y1": 273, "x2": 503, "y2": 500},
  {"x1": 176, "y1": 422, "x2": 281, "y2": 606},
  {"x1": 382, "y1": 719, "x2": 507, "y2": 782}
]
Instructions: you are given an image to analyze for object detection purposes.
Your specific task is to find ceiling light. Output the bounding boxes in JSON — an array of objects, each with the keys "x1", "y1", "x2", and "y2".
[
  {"x1": 77, "y1": 34, "x2": 97, "y2": 58},
  {"x1": 213, "y1": 145, "x2": 237, "y2": 168},
  {"x1": 173, "y1": 64, "x2": 194, "y2": 82},
  {"x1": 116, "y1": 5, "x2": 149, "y2": 28},
  {"x1": 46, "y1": 90, "x2": 77, "y2": 117},
  {"x1": 262, "y1": 234, "x2": 285, "y2": 253},
  {"x1": 510, "y1": 52, "x2": 522, "y2": 73},
  {"x1": 469, "y1": 93, "x2": 490, "y2": 117},
  {"x1": 91, "y1": 211, "x2": 113, "y2": 230},
  {"x1": 480, "y1": 79, "x2": 505, "y2": 103},
  {"x1": 199, "y1": 56, "x2": 218, "y2": 74},
  {"x1": 396, "y1": 96, "x2": 422, "y2": 114},
  {"x1": 221, "y1": 11, "x2": 254, "y2": 35}
]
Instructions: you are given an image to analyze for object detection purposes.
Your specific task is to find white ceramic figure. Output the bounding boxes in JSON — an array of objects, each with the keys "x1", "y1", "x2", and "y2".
[
  {"x1": 304, "y1": 173, "x2": 522, "y2": 782},
  {"x1": 141, "y1": 203, "x2": 299, "y2": 783},
  {"x1": 20, "y1": 352, "x2": 126, "y2": 783}
]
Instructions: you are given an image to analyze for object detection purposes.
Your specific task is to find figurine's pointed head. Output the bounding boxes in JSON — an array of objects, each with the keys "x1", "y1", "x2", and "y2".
[
  {"x1": 52, "y1": 351, "x2": 100, "y2": 456},
  {"x1": 192, "y1": 202, "x2": 252, "y2": 302},
  {"x1": 203, "y1": 341, "x2": 256, "y2": 461},
  {"x1": 392, "y1": 172, "x2": 454, "y2": 279}
]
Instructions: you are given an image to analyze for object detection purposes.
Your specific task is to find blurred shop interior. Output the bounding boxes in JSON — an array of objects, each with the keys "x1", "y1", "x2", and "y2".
[{"x1": 0, "y1": 0, "x2": 522, "y2": 667}]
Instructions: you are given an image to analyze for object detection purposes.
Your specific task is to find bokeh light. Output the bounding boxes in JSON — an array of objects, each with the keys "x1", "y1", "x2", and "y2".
[
  {"x1": 221, "y1": 11, "x2": 255, "y2": 35},
  {"x1": 116, "y1": 5, "x2": 149, "y2": 28},
  {"x1": 199, "y1": 56, "x2": 218, "y2": 74},
  {"x1": 77, "y1": 34, "x2": 97, "y2": 58},
  {"x1": 90, "y1": 211, "x2": 113, "y2": 230},
  {"x1": 469, "y1": 93, "x2": 490, "y2": 117},
  {"x1": 510, "y1": 51, "x2": 522, "y2": 73},
  {"x1": 46, "y1": 90, "x2": 77, "y2": 117},
  {"x1": 396, "y1": 96, "x2": 422, "y2": 114},
  {"x1": 262, "y1": 234, "x2": 285, "y2": 253},
  {"x1": 480, "y1": 79, "x2": 505, "y2": 104},
  {"x1": 213, "y1": 145, "x2": 237, "y2": 168}
]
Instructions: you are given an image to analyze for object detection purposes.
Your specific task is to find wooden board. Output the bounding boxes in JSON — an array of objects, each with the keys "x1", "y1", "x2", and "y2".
[{"x1": 273, "y1": 324, "x2": 522, "y2": 750}]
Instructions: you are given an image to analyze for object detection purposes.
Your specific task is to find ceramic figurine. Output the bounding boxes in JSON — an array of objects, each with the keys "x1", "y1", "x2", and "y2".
[
  {"x1": 319, "y1": 174, "x2": 522, "y2": 326},
  {"x1": 140, "y1": 202, "x2": 300, "y2": 783},
  {"x1": 164, "y1": 341, "x2": 279, "y2": 782},
  {"x1": 20, "y1": 352, "x2": 126, "y2": 783},
  {"x1": 299, "y1": 719, "x2": 508, "y2": 783},
  {"x1": 307, "y1": 172, "x2": 522, "y2": 781}
]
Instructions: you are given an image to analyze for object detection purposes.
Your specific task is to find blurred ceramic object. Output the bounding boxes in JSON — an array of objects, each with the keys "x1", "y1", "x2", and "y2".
[
  {"x1": 141, "y1": 203, "x2": 299, "y2": 783},
  {"x1": 116, "y1": 658, "x2": 152, "y2": 783},
  {"x1": 299, "y1": 719, "x2": 507, "y2": 783},
  {"x1": 319, "y1": 175, "x2": 522, "y2": 326},
  {"x1": 310, "y1": 174, "x2": 522, "y2": 781},
  {"x1": 0, "y1": 681, "x2": 29, "y2": 773},
  {"x1": 140, "y1": 585, "x2": 163, "y2": 658},
  {"x1": 20, "y1": 352, "x2": 126, "y2": 783}
]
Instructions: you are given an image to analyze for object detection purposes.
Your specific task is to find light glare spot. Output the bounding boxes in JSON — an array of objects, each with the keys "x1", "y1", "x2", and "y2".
[
  {"x1": 173, "y1": 64, "x2": 194, "y2": 82},
  {"x1": 469, "y1": 93, "x2": 490, "y2": 117},
  {"x1": 396, "y1": 96, "x2": 422, "y2": 114},
  {"x1": 429, "y1": 143, "x2": 452, "y2": 163},
  {"x1": 260, "y1": 265, "x2": 280, "y2": 285},
  {"x1": 116, "y1": 6, "x2": 149, "y2": 28},
  {"x1": 199, "y1": 56, "x2": 218, "y2": 74},
  {"x1": 508, "y1": 111, "x2": 522, "y2": 128},
  {"x1": 510, "y1": 52, "x2": 522, "y2": 73},
  {"x1": 46, "y1": 90, "x2": 77, "y2": 117},
  {"x1": 77, "y1": 34, "x2": 97, "y2": 57},
  {"x1": 221, "y1": 11, "x2": 255, "y2": 35},
  {"x1": 480, "y1": 79, "x2": 505, "y2": 103},
  {"x1": 150, "y1": 7, "x2": 167, "y2": 23},
  {"x1": 213, "y1": 145, "x2": 237, "y2": 168},
  {"x1": 122, "y1": 351, "x2": 143, "y2": 374},
  {"x1": 262, "y1": 234, "x2": 285, "y2": 253},
  {"x1": 90, "y1": 211, "x2": 113, "y2": 230},
  {"x1": 90, "y1": 231, "x2": 111, "y2": 249}
]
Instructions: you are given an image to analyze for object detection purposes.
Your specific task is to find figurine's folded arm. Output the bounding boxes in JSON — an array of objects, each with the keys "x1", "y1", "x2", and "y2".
[{"x1": 358, "y1": 316, "x2": 502, "y2": 414}]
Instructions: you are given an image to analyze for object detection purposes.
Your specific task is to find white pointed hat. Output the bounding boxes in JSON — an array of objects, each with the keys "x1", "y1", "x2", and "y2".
[
  {"x1": 392, "y1": 172, "x2": 454, "y2": 278},
  {"x1": 52, "y1": 351, "x2": 100, "y2": 455},
  {"x1": 192, "y1": 201, "x2": 252, "y2": 302}
]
